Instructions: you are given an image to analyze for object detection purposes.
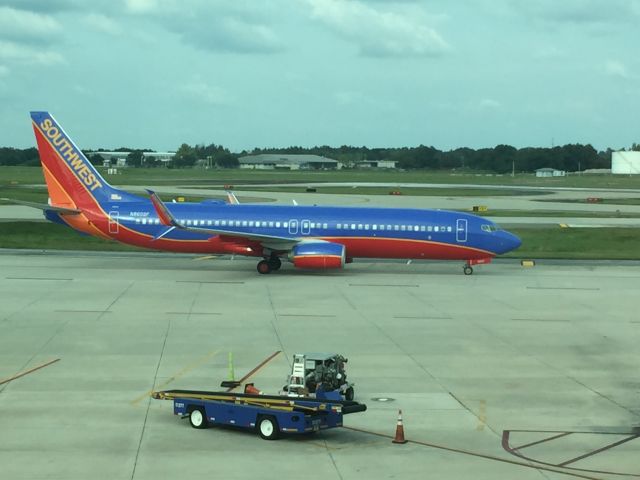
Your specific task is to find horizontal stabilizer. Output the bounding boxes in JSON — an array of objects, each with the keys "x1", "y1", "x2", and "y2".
[{"x1": 0, "y1": 198, "x2": 81, "y2": 215}]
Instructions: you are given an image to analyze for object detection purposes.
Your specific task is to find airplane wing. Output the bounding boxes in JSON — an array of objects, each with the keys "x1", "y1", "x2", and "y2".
[
  {"x1": 147, "y1": 190, "x2": 298, "y2": 251},
  {"x1": 0, "y1": 198, "x2": 81, "y2": 215}
]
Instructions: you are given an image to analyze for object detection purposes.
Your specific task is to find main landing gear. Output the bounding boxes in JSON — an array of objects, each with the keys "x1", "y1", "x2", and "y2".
[
  {"x1": 257, "y1": 255, "x2": 282, "y2": 274},
  {"x1": 463, "y1": 264, "x2": 474, "y2": 275}
]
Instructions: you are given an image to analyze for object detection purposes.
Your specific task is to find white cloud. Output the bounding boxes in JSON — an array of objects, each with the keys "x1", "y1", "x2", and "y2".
[
  {"x1": 478, "y1": 98, "x2": 502, "y2": 110},
  {"x1": 124, "y1": 0, "x2": 157, "y2": 14},
  {"x1": 512, "y1": 0, "x2": 640, "y2": 25},
  {"x1": 306, "y1": 0, "x2": 449, "y2": 57},
  {"x1": 0, "y1": 40, "x2": 64, "y2": 65},
  {"x1": 180, "y1": 78, "x2": 233, "y2": 105},
  {"x1": 0, "y1": 6, "x2": 61, "y2": 43},
  {"x1": 83, "y1": 13, "x2": 122, "y2": 35},
  {"x1": 604, "y1": 60, "x2": 631, "y2": 79}
]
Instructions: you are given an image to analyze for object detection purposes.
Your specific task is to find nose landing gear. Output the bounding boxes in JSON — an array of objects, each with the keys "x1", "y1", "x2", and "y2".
[{"x1": 463, "y1": 264, "x2": 473, "y2": 275}]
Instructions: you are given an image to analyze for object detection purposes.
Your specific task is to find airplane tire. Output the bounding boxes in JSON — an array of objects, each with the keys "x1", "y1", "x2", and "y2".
[
  {"x1": 269, "y1": 256, "x2": 282, "y2": 271},
  {"x1": 463, "y1": 266, "x2": 473, "y2": 275},
  {"x1": 257, "y1": 260, "x2": 271, "y2": 274}
]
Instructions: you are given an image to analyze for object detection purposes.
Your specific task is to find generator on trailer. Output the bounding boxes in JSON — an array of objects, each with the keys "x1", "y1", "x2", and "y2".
[{"x1": 283, "y1": 353, "x2": 354, "y2": 400}]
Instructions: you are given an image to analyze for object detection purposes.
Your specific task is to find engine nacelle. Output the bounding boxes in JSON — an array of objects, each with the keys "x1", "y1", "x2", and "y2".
[{"x1": 290, "y1": 242, "x2": 345, "y2": 269}]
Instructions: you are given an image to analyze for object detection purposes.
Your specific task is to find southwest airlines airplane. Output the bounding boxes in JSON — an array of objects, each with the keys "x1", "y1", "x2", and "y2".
[{"x1": 19, "y1": 111, "x2": 520, "y2": 274}]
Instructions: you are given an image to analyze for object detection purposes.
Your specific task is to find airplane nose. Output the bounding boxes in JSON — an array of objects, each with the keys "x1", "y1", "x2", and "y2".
[
  {"x1": 502, "y1": 231, "x2": 521, "y2": 253},
  {"x1": 493, "y1": 231, "x2": 521, "y2": 254}
]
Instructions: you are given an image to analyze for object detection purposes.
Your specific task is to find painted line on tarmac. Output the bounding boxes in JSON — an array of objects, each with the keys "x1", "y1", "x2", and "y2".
[
  {"x1": 165, "y1": 311, "x2": 221, "y2": 315},
  {"x1": 176, "y1": 280, "x2": 245, "y2": 285},
  {"x1": 131, "y1": 349, "x2": 220, "y2": 406},
  {"x1": 526, "y1": 287, "x2": 600, "y2": 291},
  {"x1": 6, "y1": 276, "x2": 72, "y2": 281},
  {"x1": 343, "y1": 426, "x2": 605, "y2": 480},
  {"x1": 502, "y1": 430, "x2": 640, "y2": 477},
  {"x1": 0, "y1": 358, "x2": 60, "y2": 386},
  {"x1": 558, "y1": 435, "x2": 639, "y2": 467}
]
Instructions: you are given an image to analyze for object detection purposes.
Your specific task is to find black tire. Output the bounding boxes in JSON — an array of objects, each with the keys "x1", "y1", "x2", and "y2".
[
  {"x1": 257, "y1": 260, "x2": 271, "y2": 274},
  {"x1": 257, "y1": 415, "x2": 280, "y2": 440},
  {"x1": 463, "y1": 265, "x2": 473, "y2": 275},
  {"x1": 269, "y1": 256, "x2": 282, "y2": 271},
  {"x1": 345, "y1": 387, "x2": 354, "y2": 401},
  {"x1": 189, "y1": 407, "x2": 208, "y2": 429}
]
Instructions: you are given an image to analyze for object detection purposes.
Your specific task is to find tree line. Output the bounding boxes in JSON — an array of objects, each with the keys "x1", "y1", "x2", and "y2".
[{"x1": 2, "y1": 142, "x2": 639, "y2": 173}]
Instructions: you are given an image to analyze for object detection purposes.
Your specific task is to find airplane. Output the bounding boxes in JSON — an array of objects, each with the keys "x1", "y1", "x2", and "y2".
[{"x1": 15, "y1": 111, "x2": 521, "y2": 275}]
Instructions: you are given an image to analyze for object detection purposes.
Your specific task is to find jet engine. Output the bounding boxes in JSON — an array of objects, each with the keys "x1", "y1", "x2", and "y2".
[{"x1": 290, "y1": 242, "x2": 345, "y2": 269}]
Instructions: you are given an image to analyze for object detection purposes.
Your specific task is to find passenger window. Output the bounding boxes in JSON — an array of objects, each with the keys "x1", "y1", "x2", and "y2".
[{"x1": 323, "y1": 223, "x2": 328, "y2": 229}]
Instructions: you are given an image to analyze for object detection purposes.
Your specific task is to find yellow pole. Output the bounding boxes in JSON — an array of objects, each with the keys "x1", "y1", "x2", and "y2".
[{"x1": 228, "y1": 351, "x2": 235, "y2": 381}]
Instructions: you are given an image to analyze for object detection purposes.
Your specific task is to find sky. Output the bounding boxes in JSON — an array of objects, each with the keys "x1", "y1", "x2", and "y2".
[{"x1": 0, "y1": 0, "x2": 639, "y2": 152}]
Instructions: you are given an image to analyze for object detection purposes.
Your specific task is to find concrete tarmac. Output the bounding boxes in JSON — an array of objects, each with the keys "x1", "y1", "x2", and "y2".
[{"x1": 0, "y1": 251, "x2": 639, "y2": 480}]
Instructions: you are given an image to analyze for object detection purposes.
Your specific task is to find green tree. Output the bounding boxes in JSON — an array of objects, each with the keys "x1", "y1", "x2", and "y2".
[
  {"x1": 127, "y1": 150, "x2": 144, "y2": 167},
  {"x1": 173, "y1": 143, "x2": 197, "y2": 168}
]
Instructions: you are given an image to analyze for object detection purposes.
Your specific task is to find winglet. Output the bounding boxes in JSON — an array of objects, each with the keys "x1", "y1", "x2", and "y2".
[
  {"x1": 226, "y1": 190, "x2": 239, "y2": 205},
  {"x1": 146, "y1": 189, "x2": 179, "y2": 227}
]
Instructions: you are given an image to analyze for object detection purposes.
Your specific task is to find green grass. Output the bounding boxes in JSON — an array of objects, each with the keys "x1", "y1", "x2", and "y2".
[
  {"x1": 230, "y1": 186, "x2": 545, "y2": 197},
  {"x1": 1, "y1": 221, "x2": 639, "y2": 260},
  {"x1": 503, "y1": 227, "x2": 640, "y2": 259},
  {"x1": 0, "y1": 221, "x2": 144, "y2": 251},
  {"x1": 536, "y1": 197, "x2": 640, "y2": 206},
  {"x1": 3, "y1": 165, "x2": 640, "y2": 189}
]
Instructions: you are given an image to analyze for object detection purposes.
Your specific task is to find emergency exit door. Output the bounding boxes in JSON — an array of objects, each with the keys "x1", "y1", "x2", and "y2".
[{"x1": 456, "y1": 219, "x2": 467, "y2": 242}]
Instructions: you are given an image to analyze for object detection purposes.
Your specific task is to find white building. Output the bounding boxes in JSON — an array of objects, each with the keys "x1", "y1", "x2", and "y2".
[
  {"x1": 612, "y1": 151, "x2": 640, "y2": 174},
  {"x1": 535, "y1": 168, "x2": 566, "y2": 177},
  {"x1": 239, "y1": 154, "x2": 339, "y2": 170},
  {"x1": 355, "y1": 160, "x2": 397, "y2": 169},
  {"x1": 97, "y1": 151, "x2": 175, "y2": 167}
]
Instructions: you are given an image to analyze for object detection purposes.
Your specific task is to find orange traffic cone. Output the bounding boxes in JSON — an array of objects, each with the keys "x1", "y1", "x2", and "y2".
[
  {"x1": 392, "y1": 409, "x2": 408, "y2": 444},
  {"x1": 244, "y1": 383, "x2": 262, "y2": 395}
]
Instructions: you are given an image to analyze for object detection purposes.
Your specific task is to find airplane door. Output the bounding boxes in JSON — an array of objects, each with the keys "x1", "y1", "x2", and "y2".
[
  {"x1": 288, "y1": 219, "x2": 298, "y2": 235},
  {"x1": 108, "y1": 211, "x2": 119, "y2": 234},
  {"x1": 301, "y1": 220, "x2": 311, "y2": 235},
  {"x1": 456, "y1": 219, "x2": 467, "y2": 242}
]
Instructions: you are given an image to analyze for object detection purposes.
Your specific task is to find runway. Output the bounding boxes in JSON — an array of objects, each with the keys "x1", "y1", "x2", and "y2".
[{"x1": 0, "y1": 251, "x2": 638, "y2": 479}]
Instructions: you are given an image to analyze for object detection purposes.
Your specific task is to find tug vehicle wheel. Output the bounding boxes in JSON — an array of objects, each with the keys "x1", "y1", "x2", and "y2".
[
  {"x1": 189, "y1": 408, "x2": 208, "y2": 429},
  {"x1": 257, "y1": 415, "x2": 280, "y2": 440}
]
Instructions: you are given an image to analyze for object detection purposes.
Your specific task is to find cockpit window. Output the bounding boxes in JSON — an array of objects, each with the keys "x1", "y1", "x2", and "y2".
[{"x1": 481, "y1": 224, "x2": 499, "y2": 232}]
